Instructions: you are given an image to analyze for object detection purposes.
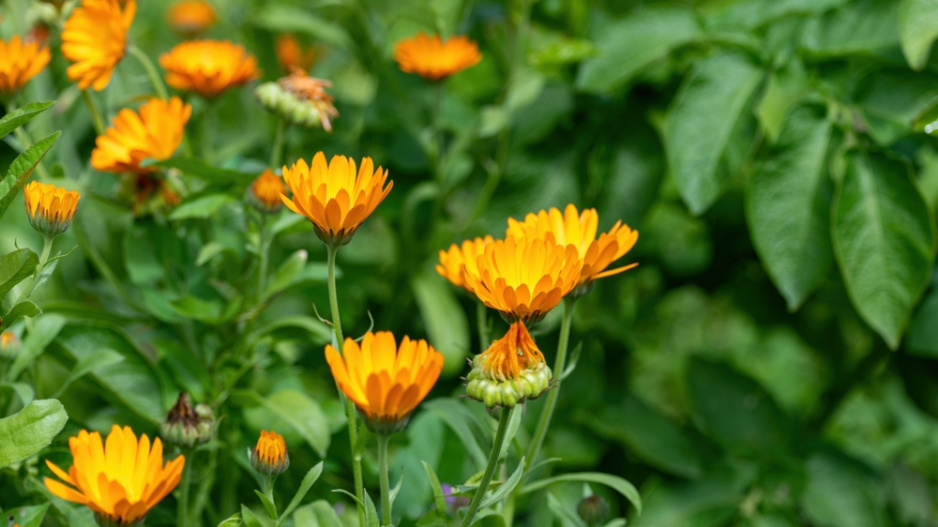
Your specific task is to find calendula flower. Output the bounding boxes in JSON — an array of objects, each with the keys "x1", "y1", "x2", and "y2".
[
  {"x1": 24, "y1": 182, "x2": 80, "y2": 237},
  {"x1": 276, "y1": 34, "x2": 315, "y2": 73},
  {"x1": 91, "y1": 96, "x2": 192, "y2": 175},
  {"x1": 251, "y1": 430, "x2": 289, "y2": 476},
  {"x1": 44, "y1": 425, "x2": 185, "y2": 526},
  {"x1": 436, "y1": 235, "x2": 494, "y2": 290},
  {"x1": 326, "y1": 331, "x2": 443, "y2": 434},
  {"x1": 281, "y1": 152, "x2": 392, "y2": 247},
  {"x1": 393, "y1": 32, "x2": 481, "y2": 80},
  {"x1": 462, "y1": 235, "x2": 581, "y2": 324},
  {"x1": 167, "y1": 0, "x2": 216, "y2": 36},
  {"x1": 255, "y1": 70, "x2": 338, "y2": 130},
  {"x1": 61, "y1": 0, "x2": 136, "y2": 91},
  {"x1": 0, "y1": 35, "x2": 51, "y2": 95},
  {"x1": 247, "y1": 169, "x2": 285, "y2": 213},
  {"x1": 160, "y1": 39, "x2": 259, "y2": 98},
  {"x1": 507, "y1": 204, "x2": 639, "y2": 293},
  {"x1": 466, "y1": 322, "x2": 552, "y2": 408}
]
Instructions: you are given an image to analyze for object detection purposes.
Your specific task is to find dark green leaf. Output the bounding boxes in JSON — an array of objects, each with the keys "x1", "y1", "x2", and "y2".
[
  {"x1": 423, "y1": 399, "x2": 488, "y2": 467},
  {"x1": 907, "y1": 287, "x2": 938, "y2": 357},
  {"x1": 520, "y1": 472, "x2": 642, "y2": 514},
  {"x1": 3, "y1": 503, "x2": 50, "y2": 527},
  {"x1": 478, "y1": 457, "x2": 525, "y2": 509},
  {"x1": 0, "y1": 131, "x2": 61, "y2": 221},
  {"x1": 411, "y1": 272, "x2": 469, "y2": 376},
  {"x1": 2, "y1": 301, "x2": 41, "y2": 330},
  {"x1": 0, "y1": 101, "x2": 54, "y2": 140},
  {"x1": 746, "y1": 104, "x2": 834, "y2": 310},
  {"x1": 801, "y1": 453, "x2": 887, "y2": 527},
  {"x1": 149, "y1": 157, "x2": 257, "y2": 184},
  {"x1": 292, "y1": 500, "x2": 343, "y2": 527},
  {"x1": 7, "y1": 314, "x2": 66, "y2": 381},
  {"x1": 801, "y1": 0, "x2": 899, "y2": 57},
  {"x1": 247, "y1": 389, "x2": 330, "y2": 457},
  {"x1": 0, "y1": 248, "x2": 39, "y2": 300},
  {"x1": 421, "y1": 460, "x2": 447, "y2": 515},
  {"x1": 899, "y1": 0, "x2": 938, "y2": 70},
  {"x1": 833, "y1": 151, "x2": 935, "y2": 349},
  {"x1": 0, "y1": 398, "x2": 68, "y2": 468},
  {"x1": 168, "y1": 194, "x2": 234, "y2": 220},
  {"x1": 664, "y1": 52, "x2": 763, "y2": 214},
  {"x1": 240, "y1": 504, "x2": 269, "y2": 527}
]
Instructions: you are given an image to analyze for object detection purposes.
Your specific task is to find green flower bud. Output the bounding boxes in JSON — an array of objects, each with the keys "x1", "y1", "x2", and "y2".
[
  {"x1": 577, "y1": 494, "x2": 610, "y2": 526},
  {"x1": 161, "y1": 392, "x2": 215, "y2": 448}
]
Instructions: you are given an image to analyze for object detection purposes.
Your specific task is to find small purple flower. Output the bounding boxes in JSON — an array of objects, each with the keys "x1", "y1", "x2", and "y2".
[{"x1": 441, "y1": 483, "x2": 471, "y2": 511}]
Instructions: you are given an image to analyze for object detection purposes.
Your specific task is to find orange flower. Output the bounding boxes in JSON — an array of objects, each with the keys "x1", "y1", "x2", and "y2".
[
  {"x1": 462, "y1": 235, "x2": 581, "y2": 324},
  {"x1": 61, "y1": 0, "x2": 136, "y2": 91},
  {"x1": 160, "y1": 40, "x2": 259, "y2": 98},
  {"x1": 247, "y1": 169, "x2": 285, "y2": 213},
  {"x1": 251, "y1": 430, "x2": 289, "y2": 476},
  {"x1": 91, "y1": 97, "x2": 192, "y2": 174},
  {"x1": 393, "y1": 32, "x2": 481, "y2": 80},
  {"x1": 0, "y1": 36, "x2": 51, "y2": 95},
  {"x1": 24, "y1": 182, "x2": 80, "y2": 237},
  {"x1": 167, "y1": 0, "x2": 217, "y2": 36},
  {"x1": 281, "y1": 152, "x2": 392, "y2": 246},
  {"x1": 44, "y1": 425, "x2": 185, "y2": 525},
  {"x1": 506, "y1": 204, "x2": 639, "y2": 288},
  {"x1": 276, "y1": 34, "x2": 315, "y2": 73},
  {"x1": 436, "y1": 235, "x2": 494, "y2": 290},
  {"x1": 326, "y1": 331, "x2": 443, "y2": 434}
]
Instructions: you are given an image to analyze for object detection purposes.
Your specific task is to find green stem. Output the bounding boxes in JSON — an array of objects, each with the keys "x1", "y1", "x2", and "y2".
[
  {"x1": 14, "y1": 235, "x2": 54, "y2": 305},
  {"x1": 256, "y1": 215, "x2": 270, "y2": 305},
  {"x1": 378, "y1": 434, "x2": 392, "y2": 526},
  {"x1": 201, "y1": 103, "x2": 214, "y2": 163},
  {"x1": 431, "y1": 82, "x2": 445, "y2": 184},
  {"x1": 524, "y1": 297, "x2": 575, "y2": 469},
  {"x1": 271, "y1": 117, "x2": 288, "y2": 169},
  {"x1": 178, "y1": 448, "x2": 194, "y2": 526},
  {"x1": 461, "y1": 408, "x2": 512, "y2": 527},
  {"x1": 128, "y1": 44, "x2": 169, "y2": 99},
  {"x1": 476, "y1": 301, "x2": 489, "y2": 352},
  {"x1": 327, "y1": 245, "x2": 365, "y2": 527},
  {"x1": 81, "y1": 90, "x2": 106, "y2": 135}
]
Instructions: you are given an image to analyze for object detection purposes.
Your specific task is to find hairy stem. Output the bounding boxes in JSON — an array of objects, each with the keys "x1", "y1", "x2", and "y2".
[{"x1": 460, "y1": 408, "x2": 511, "y2": 527}]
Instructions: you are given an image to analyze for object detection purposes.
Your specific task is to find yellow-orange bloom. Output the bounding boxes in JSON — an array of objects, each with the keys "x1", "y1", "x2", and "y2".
[
  {"x1": 61, "y1": 0, "x2": 135, "y2": 91},
  {"x1": 167, "y1": 0, "x2": 216, "y2": 36},
  {"x1": 44, "y1": 425, "x2": 185, "y2": 525},
  {"x1": 436, "y1": 235, "x2": 494, "y2": 290},
  {"x1": 160, "y1": 40, "x2": 259, "y2": 98},
  {"x1": 24, "y1": 182, "x2": 80, "y2": 237},
  {"x1": 0, "y1": 36, "x2": 51, "y2": 95},
  {"x1": 462, "y1": 235, "x2": 581, "y2": 323},
  {"x1": 251, "y1": 430, "x2": 289, "y2": 475},
  {"x1": 507, "y1": 204, "x2": 639, "y2": 288},
  {"x1": 281, "y1": 152, "x2": 392, "y2": 246},
  {"x1": 276, "y1": 34, "x2": 315, "y2": 73},
  {"x1": 393, "y1": 33, "x2": 481, "y2": 80},
  {"x1": 248, "y1": 169, "x2": 285, "y2": 213},
  {"x1": 326, "y1": 332, "x2": 443, "y2": 434},
  {"x1": 91, "y1": 97, "x2": 192, "y2": 175}
]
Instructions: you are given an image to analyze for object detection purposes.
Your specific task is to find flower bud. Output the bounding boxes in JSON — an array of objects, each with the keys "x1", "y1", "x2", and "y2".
[
  {"x1": 577, "y1": 494, "x2": 610, "y2": 526},
  {"x1": 24, "y1": 181, "x2": 80, "y2": 238},
  {"x1": 251, "y1": 430, "x2": 289, "y2": 476},
  {"x1": 254, "y1": 70, "x2": 338, "y2": 131},
  {"x1": 246, "y1": 169, "x2": 286, "y2": 214},
  {"x1": 161, "y1": 392, "x2": 215, "y2": 448}
]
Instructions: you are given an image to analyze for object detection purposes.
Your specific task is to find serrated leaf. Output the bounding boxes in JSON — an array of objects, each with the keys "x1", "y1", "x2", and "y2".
[
  {"x1": 0, "y1": 399, "x2": 68, "y2": 468},
  {"x1": 746, "y1": 104, "x2": 834, "y2": 310},
  {"x1": 0, "y1": 101, "x2": 54, "y2": 140},
  {"x1": 0, "y1": 131, "x2": 61, "y2": 221},
  {"x1": 664, "y1": 53, "x2": 763, "y2": 215},
  {"x1": 833, "y1": 151, "x2": 935, "y2": 349},
  {"x1": 900, "y1": 0, "x2": 938, "y2": 70},
  {"x1": 0, "y1": 248, "x2": 39, "y2": 300}
]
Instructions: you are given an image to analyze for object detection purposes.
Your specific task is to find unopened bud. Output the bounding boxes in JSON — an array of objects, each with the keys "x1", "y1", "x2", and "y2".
[
  {"x1": 577, "y1": 494, "x2": 610, "y2": 526},
  {"x1": 161, "y1": 392, "x2": 215, "y2": 448},
  {"x1": 251, "y1": 430, "x2": 289, "y2": 476}
]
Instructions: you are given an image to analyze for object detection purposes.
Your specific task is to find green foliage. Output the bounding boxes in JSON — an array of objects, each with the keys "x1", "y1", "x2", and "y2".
[{"x1": 0, "y1": 399, "x2": 67, "y2": 468}]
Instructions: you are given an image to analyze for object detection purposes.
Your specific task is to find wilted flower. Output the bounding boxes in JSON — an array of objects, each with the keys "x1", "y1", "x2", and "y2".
[
  {"x1": 465, "y1": 321, "x2": 552, "y2": 408},
  {"x1": 436, "y1": 235, "x2": 494, "y2": 291},
  {"x1": 161, "y1": 392, "x2": 215, "y2": 448},
  {"x1": 24, "y1": 181, "x2": 80, "y2": 237},
  {"x1": 167, "y1": 0, "x2": 216, "y2": 36},
  {"x1": 44, "y1": 425, "x2": 185, "y2": 527},
  {"x1": 251, "y1": 430, "x2": 289, "y2": 476},
  {"x1": 0, "y1": 36, "x2": 51, "y2": 95},
  {"x1": 90, "y1": 97, "x2": 192, "y2": 175},
  {"x1": 255, "y1": 70, "x2": 338, "y2": 130},
  {"x1": 61, "y1": 0, "x2": 135, "y2": 91},
  {"x1": 281, "y1": 152, "x2": 392, "y2": 247},
  {"x1": 393, "y1": 32, "x2": 481, "y2": 80},
  {"x1": 326, "y1": 331, "x2": 443, "y2": 434},
  {"x1": 276, "y1": 34, "x2": 315, "y2": 73},
  {"x1": 160, "y1": 40, "x2": 259, "y2": 98}
]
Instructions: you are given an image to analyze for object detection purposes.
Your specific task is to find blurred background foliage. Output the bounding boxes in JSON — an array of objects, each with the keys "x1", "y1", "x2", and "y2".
[{"x1": 2, "y1": 0, "x2": 938, "y2": 525}]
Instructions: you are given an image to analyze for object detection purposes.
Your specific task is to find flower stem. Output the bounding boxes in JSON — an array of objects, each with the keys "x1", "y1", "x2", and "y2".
[
  {"x1": 201, "y1": 103, "x2": 214, "y2": 163},
  {"x1": 326, "y1": 244, "x2": 365, "y2": 527},
  {"x1": 377, "y1": 433, "x2": 392, "y2": 526},
  {"x1": 178, "y1": 448, "x2": 194, "y2": 526},
  {"x1": 524, "y1": 297, "x2": 575, "y2": 469},
  {"x1": 81, "y1": 89, "x2": 106, "y2": 135},
  {"x1": 14, "y1": 235, "x2": 54, "y2": 305},
  {"x1": 460, "y1": 408, "x2": 512, "y2": 527},
  {"x1": 476, "y1": 301, "x2": 489, "y2": 352},
  {"x1": 128, "y1": 44, "x2": 169, "y2": 99},
  {"x1": 256, "y1": 215, "x2": 270, "y2": 305},
  {"x1": 271, "y1": 117, "x2": 288, "y2": 169}
]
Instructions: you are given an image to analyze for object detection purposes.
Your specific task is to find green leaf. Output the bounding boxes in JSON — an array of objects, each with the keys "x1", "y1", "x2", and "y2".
[
  {"x1": 686, "y1": 357, "x2": 789, "y2": 454},
  {"x1": 907, "y1": 286, "x2": 938, "y2": 357},
  {"x1": 241, "y1": 504, "x2": 269, "y2": 527},
  {"x1": 252, "y1": 5, "x2": 352, "y2": 50},
  {"x1": 249, "y1": 389, "x2": 330, "y2": 457},
  {"x1": 0, "y1": 131, "x2": 61, "y2": 221},
  {"x1": 478, "y1": 456, "x2": 525, "y2": 509},
  {"x1": 423, "y1": 399, "x2": 488, "y2": 467},
  {"x1": 1, "y1": 381, "x2": 35, "y2": 406},
  {"x1": 3, "y1": 503, "x2": 50, "y2": 527},
  {"x1": 833, "y1": 151, "x2": 935, "y2": 349},
  {"x1": 2, "y1": 301, "x2": 41, "y2": 331},
  {"x1": 588, "y1": 393, "x2": 703, "y2": 479},
  {"x1": 7, "y1": 314, "x2": 66, "y2": 381},
  {"x1": 900, "y1": 0, "x2": 938, "y2": 69},
  {"x1": 0, "y1": 101, "x2": 54, "y2": 139},
  {"x1": 664, "y1": 52, "x2": 763, "y2": 215},
  {"x1": 168, "y1": 193, "x2": 234, "y2": 220},
  {"x1": 149, "y1": 158, "x2": 257, "y2": 184},
  {"x1": 0, "y1": 398, "x2": 68, "y2": 468},
  {"x1": 801, "y1": 0, "x2": 899, "y2": 57},
  {"x1": 216, "y1": 512, "x2": 241, "y2": 526},
  {"x1": 421, "y1": 460, "x2": 447, "y2": 515},
  {"x1": 265, "y1": 250, "x2": 330, "y2": 298},
  {"x1": 364, "y1": 490, "x2": 380, "y2": 527},
  {"x1": 280, "y1": 461, "x2": 324, "y2": 522},
  {"x1": 0, "y1": 248, "x2": 39, "y2": 300},
  {"x1": 577, "y1": 6, "x2": 701, "y2": 94},
  {"x1": 746, "y1": 104, "x2": 834, "y2": 311},
  {"x1": 520, "y1": 472, "x2": 642, "y2": 514},
  {"x1": 545, "y1": 491, "x2": 586, "y2": 527},
  {"x1": 801, "y1": 453, "x2": 887, "y2": 527},
  {"x1": 411, "y1": 272, "x2": 470, "y2": 376},
  {"x1": 292, "y1": 500, "x2": 343, "y2": 527},
  {"x1": 254, "y1": 490, "x2": 278, "y2": 523},
  {"x1": 52, "y1": 349, "x2": 126, "y2": 398}
]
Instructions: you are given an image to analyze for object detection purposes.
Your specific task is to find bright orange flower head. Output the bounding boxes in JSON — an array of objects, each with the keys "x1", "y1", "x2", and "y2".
[
  {"x1": 160, "y1": 40, "x2": 259, "y2": 98},
  {"x1": 44, "y1": 425, "x2": 185, "y2": 525},
  {"x1": 507, "y1": 204, "x2": 639, "y2": 290},
  {"x1": 247, "y1": 169, "x2": 286, "y2": 213},
  {"x1": 91, "y1": 97, "x2": 192, "y2": 175},
  {"x1": 24, "y1": 182, "x2": 80, "y2": 237},
  {"x1": 251, "y1": 430, "x2": 289, "y2": 476},
  {"x1": 276, "y1": 34, "x2": 315, "y2": 73},
  {"x1": 167, "y1": 0, "x2": 217, "y2": 36},
  {"x1": 326, "y1": 332, "x2": 443, "y2": 434},
  {"x1": 281, "y1": 152, "x2": 392, "y2": 247},
  {"x1": 61, "y1": 0, "x2": 136, "y2": 91},
  {"x1": 436, "y1": 235, "x2": 494, "y2": 290},
  {"x1": 393, "y1": 32, "x2": 482, "y2": 80},
  {"x1": 0, "y1": 36, "x2": 51, "y2": 95},
  {"x1": 462, "y1": 235, "x2": 581, "y2": 324}
]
